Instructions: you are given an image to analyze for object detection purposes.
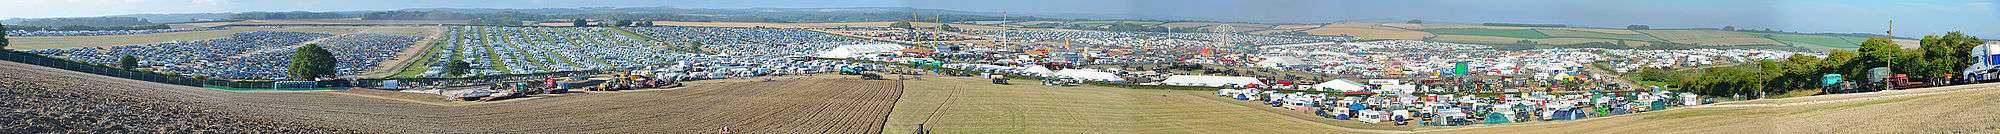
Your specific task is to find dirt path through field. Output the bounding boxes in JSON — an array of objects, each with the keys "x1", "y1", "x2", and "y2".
[{"x1": 359, "y1": 26, "x2": 444, "y2": 78}]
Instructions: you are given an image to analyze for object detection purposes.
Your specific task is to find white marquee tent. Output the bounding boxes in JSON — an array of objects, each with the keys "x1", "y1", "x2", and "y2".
[
  {"x1": 1053, "y1": 69, "x2": 1122, "y2": 82},
  {"x1": 815, "y1": 44, "x2": 907, "y2": 59},
  {"x1": 1158, "y1": 75, "x2": 1263, "y2": 87},
  {"x1": 1314, "y1": 79, "x2": 1369, "y2": 92}
]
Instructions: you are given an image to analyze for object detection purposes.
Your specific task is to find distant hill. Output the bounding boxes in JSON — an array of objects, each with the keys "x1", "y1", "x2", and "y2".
[
  {"x1": 110, "y1": 13, "x2": 233, "y2": 23},
  {"x1": 9, "y1": 17, "x2": 157, "y2": 27},
  {"x1": 949, "y1": 19, "x2": 1885, "y2": 51}
]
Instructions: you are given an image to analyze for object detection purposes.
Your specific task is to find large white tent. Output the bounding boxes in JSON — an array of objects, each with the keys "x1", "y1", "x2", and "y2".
[
  {"x1": 1314, "y1": 79, "x2": 1369, "y2": 92},
  {"x1": 1158, "y1": 75, "x2": 1263, "y2": 87},
  {"x1": 1018, "y1": 66, "x2": 1055, "y2": 77},
  {"x1": 815, "y1": 44, "x2": 906, "y2": 59},
  {"x1": 1052, "y1": 69, "x2": 1122, "y2": 82},
  {"x1": 1255, "y1": 56, "x2": 1303, "y2": 68}
]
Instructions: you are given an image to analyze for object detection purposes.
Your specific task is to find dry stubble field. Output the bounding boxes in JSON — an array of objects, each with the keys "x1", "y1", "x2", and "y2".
[
  {"x1": 0, "y1": 60, "x2": 904, "y2": 133},
  {"x1": 882, "y1": 77, "x2": 1353, "y2": 134}
]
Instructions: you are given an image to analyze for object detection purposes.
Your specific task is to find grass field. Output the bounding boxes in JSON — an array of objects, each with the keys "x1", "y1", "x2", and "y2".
[
  {"x1": 1744, "y1": 32, "x2": 1864, "y2": 49},
  {"x1": 387, "y1": 42, "x2": 446, "y2": 78},
  {"x1": 1536, "y1": 29, "x2": 1665, "y2": 42},
  {"x1": 1420, "y1": 28, "x2": 1552, "y2": 39},
  {"x1": 884, "y1": 78, "x2": 1353, "y2": 133},
  {"x1": 1534, "y1": 38, "x2": 1631, "y2": 46},
  {"x1": 1638, "y1": 29, "x2": 1783, "y2": 46},
  {"x1": 1434, "y1": 35, "x2": 1527, "y2": 45},
  {"x1": 1275, "y1": 24, "x2": 1325, "y2": 30},
  {"x1": 1304, "y1": 23, "x2": 1434, "y2": 40}
]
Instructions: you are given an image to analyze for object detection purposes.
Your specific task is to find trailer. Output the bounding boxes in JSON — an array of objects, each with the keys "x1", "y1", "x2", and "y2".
[{"x1": 989, "y1": 74, "x2": 1009, "y2": 84}]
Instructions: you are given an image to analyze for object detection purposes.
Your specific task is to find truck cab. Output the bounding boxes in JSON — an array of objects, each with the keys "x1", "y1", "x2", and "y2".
[{"x1": 1966, "y1": 43, "x2": 2000, "y2": 82}]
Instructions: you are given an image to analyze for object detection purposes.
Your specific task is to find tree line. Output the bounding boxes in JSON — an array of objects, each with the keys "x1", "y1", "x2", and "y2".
[
  {"x1": 1636, "y1": 32, "x2": 1985, "y2": 99},
  {"x1": 15, "y1": 17, "x2": 157, "y2": 27}
]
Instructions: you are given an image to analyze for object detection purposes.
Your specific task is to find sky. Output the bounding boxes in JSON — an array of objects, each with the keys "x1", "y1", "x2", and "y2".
[{"x1": 2, "y1": 0, "x2": 1995, "y2": 38}]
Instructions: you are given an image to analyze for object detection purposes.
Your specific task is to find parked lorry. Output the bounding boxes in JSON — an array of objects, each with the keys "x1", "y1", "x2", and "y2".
[{"x1": 1965, "y1": 43, "x2": 2000, "y2": 83}]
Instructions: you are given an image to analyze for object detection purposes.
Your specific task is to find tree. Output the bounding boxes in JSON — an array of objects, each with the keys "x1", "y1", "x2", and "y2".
[
  {"x1": 1408, "y1": 19, "x2": 1424, "y2": 24},
  {"x1": 118, "y1": 55, "x2": 139, "y2": 70},
  {"x1": 1858, "y1": 37, "x2": 1900, "y2": 69},
  {"x1": 1, "y1": 24, "x2": 9, "y2": 49},
  {"x1": 1895, "y1": 48, "x2": 1927, "y2": 77},
  {"x1": 1626, "y1": 25, "x2": 1649, "y2": 30},
  {"x1": 938, "y1": 23, "x2": 960, "y2": 32},
  {"x1": 614, "y1": 20, "x2": 633, "y2": 27},
  {"x1": 572, "y1": 19, "x2": 589, "y2": 27},
  {"x1": 890, "y1": 21, "x2": 914, "y2": 29},
  {"x1": 287, "y1": 44, "x2": 337, "y2": 80},
  {"x1": 1722, "y1": 26, "x2": 1737, "y2": 31},
  {"x1": 1777, "y1": 54, "x2": 1823, "y2": 90},
  {"x1": 1821, "y1": 50, "x2": 1860, "y2": 80},
  {"x1": 1919, "y1": 32, "x2": 1986, "y2": 78},
  {"x1": 444, "y1": 60, "x2": 470, "y2": 76},
  {"x1": 688, "y1": 41, "x2": 705, "y2": 52}
]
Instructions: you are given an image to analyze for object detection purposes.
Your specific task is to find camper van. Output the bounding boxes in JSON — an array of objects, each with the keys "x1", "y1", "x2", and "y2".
[{"x1": 1966, "y1": 43, "x2": 2000, "y2": 82}]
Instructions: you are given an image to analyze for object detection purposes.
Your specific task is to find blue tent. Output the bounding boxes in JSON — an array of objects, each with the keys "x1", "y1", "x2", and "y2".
[
  {"x1": 1348, "y1": 102, "x2": 1367, "y2": 111},
  {"x1": 1484, "y1": 113, "x2": 1510, "y2": 124},
  {"x1": 1551, "y1": 109, "x2": 1575, "y2": 120}
]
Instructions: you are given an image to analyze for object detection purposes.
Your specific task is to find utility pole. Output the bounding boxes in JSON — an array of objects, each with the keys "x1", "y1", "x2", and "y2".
[{"x1": 1886, "y1": 19, "x2": 1896, "y2": 91}]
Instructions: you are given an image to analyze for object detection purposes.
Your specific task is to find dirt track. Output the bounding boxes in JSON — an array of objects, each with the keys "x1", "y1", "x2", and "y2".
[{"x1": 0, "y1": 60, "x2": 902, "y2": 133}]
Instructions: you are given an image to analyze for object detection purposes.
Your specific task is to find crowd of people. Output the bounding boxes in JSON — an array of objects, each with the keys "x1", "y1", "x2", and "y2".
[{"x1": 6, "y1": 28, "x2": 224, "y2": 36}]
